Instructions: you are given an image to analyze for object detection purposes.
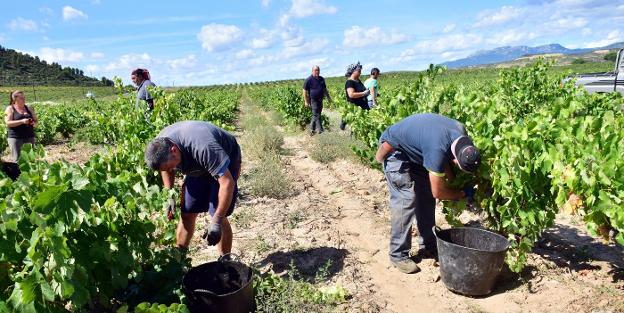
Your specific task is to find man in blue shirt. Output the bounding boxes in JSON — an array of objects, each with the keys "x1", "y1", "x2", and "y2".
[
  {"x1": 303, "y1": 65, "x2": 332, "y2": 135},
  {"x1": 375, "y1": 113, "x2": 480, "y2": 274},
  {"x1": 144, "y1": 121, "x2": 242, "y2": 256}
]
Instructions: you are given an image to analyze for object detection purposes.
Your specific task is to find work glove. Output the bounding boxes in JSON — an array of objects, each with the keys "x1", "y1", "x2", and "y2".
[
  {"x1": 463, "y1": 185, "x2": 476, "y2": 203},
  {"x1": 166, "y1": 195, "x2": 176, "y2": 221},
  {"x1": 362, "y1": 89, "x2": 371, "y2": 97},
  {"x1": 203, "y1": 218, "x2": 222, "y2": 246}
]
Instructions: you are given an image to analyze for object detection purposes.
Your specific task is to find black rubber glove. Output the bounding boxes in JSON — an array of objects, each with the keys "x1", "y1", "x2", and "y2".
[
  {"x1": 203, "y1": 218, "x2": 222, "y2": 246},
  {"x1": 463, "y1": 185, "x2": 476, "y2": 203}
]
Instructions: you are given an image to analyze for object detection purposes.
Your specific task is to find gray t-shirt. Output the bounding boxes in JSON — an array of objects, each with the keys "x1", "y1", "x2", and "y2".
[
  {"x1": 158, "y1": 121, "x2": 240, "y2": 178},
  {"x1": 379, "y1": 113, "x2": 466, "y2": 174},
  {"x1": 136, "y1": 79, "x2": 156, "y2": 107}
]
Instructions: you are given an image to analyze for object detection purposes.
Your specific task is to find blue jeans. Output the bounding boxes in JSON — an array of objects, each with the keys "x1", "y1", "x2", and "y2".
[{"x1": 384, "y1": 151, "x2": 436, "y2": 262}]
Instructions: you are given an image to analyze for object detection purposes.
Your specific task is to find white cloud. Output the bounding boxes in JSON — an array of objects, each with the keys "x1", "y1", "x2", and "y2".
[
  {"x1": 440, "y1": 51, "x2": 468, "y2": 61},
  {"x1": 289, "y1": 57, "x2": 330, "y2": 73},
  {"x1": 7, "y1": 18, "x2": 38, "y2": 31},
  {"x1": 104, "y1": 53, "x2": 152, "y2": 72},
  {"x1": 442, "y1": 24, "x2": 456, "y2": 33},
  {"x1": 166, "y1": 55, "x2": 197, "y2": 70},
  {"x1": 261, "y1": 0, "x2": 271, "y2": 8},
  {"x1": 343, "y1": 26, "x2": 409, "y2": 48},
  {"x1": 280, "y1": 0, "x2": 337, "y2": 26},
  {"x1": 249, "y1": 28, "x2": 276, "y2": 49},
  {"x1": 473, "y1": 6, "x2": 524, "y2": 27},
  {"x1": 486, "y1": 29, "x2": 538, "y2": 46},
  {"x1": 289, "y1": 0, "x2": 337, "y2": 18},
  {"x1": 247, "y1": 37, "x2": 329, "y2": 67},
  {"x1": 63, "y1": 6, "x2": 88, "y2": 21},
  {"x1": 235, "y1": 49, "x2": 255, "y2": 59},
  {"x1": 584, "y1": 30, "x2": 624, "y2": 48},
  {"x1": 581, "y1": 28, "x2": 592, "y2": 36},
  {"x1": 0, "y1": 34, "x2": 4, "y2": 43},
  {"x1": 90, "y1": 52, "x2": 105, "y2": 59},
  {"x1": 552, "y1": 17, "x2": 587, "y2": 29},
  {"x1": 197, "y1": 23, "x2": 243, "y2": 52},
  {"x1": 281, "y1": 37, "x2": 329, "y2": 58},
  {"x1": 249, "y1": 55, "x2": 275, "y2": 67},
  {"x1": 281, "y1": 25, "x2": 304, "y2": 47},
  {"x1": 410, "y1": 33, "x2": 483, "y2": 54},
  {"x1": 38, "y1": 47, "x2": 85, "y2": 63}
]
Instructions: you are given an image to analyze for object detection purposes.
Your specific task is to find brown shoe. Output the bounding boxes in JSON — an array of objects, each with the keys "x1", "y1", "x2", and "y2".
[{"x1": 392, "y1": 259, "x2": 421, "y2": 274}]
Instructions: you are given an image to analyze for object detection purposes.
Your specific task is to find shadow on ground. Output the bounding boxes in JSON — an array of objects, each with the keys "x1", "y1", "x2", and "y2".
[
  {"x1": 254, "y1": 246, "x2": 349, "y2": 282},
  {"x1": 534, "y1": 224, "x2": 624, "y2": 283},
  {"x1": 461, "y1": 219, "x2": 624, "y2": 284}
]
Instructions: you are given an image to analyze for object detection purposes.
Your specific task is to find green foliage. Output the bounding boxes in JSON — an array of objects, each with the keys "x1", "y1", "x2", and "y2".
[
  {"x1": 253, "y1": 262, "x2": 348, "y2": 313},
  {"x1": 0, "y1": 45, "x2": 111, "y2": 86},
  {"x1": 327, "y1": 60, "x2": 624, "y2": 272},
  {"x1": 0, "y1": 87, "x2": 240, "y2": 312},
  {"x1": 247, "y1": 85, "x2": 329, "y2": 129},
  {"x1": 119, "y1": 302, "x2": 190, "y2": 313},
  {"x1": 571, "y1": 58, "x2": 587, "y2": 64},
  {"x1": 604, "y1": 51, "x2": 618, "y2": 62}
]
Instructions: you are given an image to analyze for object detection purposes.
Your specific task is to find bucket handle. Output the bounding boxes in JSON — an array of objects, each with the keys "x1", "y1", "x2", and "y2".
[
  {"x1": 432, "y1": 225, "x2": 442, "y2": 238},
  {"x1": 218, "y1": 253, "x2": 241, "y2": 263},
  {"x1": 193, "y1": 288, "x2": 218, "y2": 296}
]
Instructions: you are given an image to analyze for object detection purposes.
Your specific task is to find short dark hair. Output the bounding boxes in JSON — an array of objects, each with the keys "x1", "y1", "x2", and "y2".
[
  {"x1": 371, "y1": 68, "x2": 380, "y2": 75},
  {"x1": 144, "y1": 137, "x2": 175, "y2": 170}
]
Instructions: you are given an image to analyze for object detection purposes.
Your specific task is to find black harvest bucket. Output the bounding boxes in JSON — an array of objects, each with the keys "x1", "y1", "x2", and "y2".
[
  {"x1": 433, "y1": 226, "x2": 509, "y2": 296},
  {"x1": 182, "y1": 256, "x2": 255, "y2": 313}
]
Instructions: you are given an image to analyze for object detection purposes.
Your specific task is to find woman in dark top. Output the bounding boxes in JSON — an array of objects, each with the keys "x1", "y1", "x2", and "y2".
[
  {"x1": 4, "y1": 90, "x2": 37, "y2": 162},
  {"x1": 340, "y1": 62, "x2": 370, "y2": 130}
]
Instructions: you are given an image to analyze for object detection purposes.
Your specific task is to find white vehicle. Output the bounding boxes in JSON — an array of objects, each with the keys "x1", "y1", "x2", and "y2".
[{"x1": 566, "y1": 48, "x2": 624, "y2": 94}]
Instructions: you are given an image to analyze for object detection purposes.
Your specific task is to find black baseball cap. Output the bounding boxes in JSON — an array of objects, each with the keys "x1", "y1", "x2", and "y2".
[{"x1": 452, "y1": 136, "x2": 481, "y2": 173}]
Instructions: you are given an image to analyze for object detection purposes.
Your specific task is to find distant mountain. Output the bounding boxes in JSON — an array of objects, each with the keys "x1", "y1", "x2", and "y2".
[
  {"x1": 0, "y1": 45, "x2": 113, "y2": 86},
  {"x1": 443, "y1": 42, "x2": 624, "y2": 69}
]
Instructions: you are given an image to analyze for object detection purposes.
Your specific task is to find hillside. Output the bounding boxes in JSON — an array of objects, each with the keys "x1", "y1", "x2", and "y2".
[
  {"x1": 443, "y1": 42, "x2": 624, "y2": 69},
  {"x1": 0, "y1": 45, "x2": 113, "y2": 86}
]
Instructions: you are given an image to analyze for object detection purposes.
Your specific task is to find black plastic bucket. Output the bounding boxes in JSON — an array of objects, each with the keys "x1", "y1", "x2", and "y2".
[
  {"x1": 182, "y1": 257, "x2": 255, "y2": 313},
  {"x1": 433, "y1": 226, "x2": 509, "y2": 296}
]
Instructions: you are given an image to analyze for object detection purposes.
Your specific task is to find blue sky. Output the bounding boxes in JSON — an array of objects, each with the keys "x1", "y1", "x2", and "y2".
[{"x1": 1, "y1": 0, "x2": 623, "y2": 86}]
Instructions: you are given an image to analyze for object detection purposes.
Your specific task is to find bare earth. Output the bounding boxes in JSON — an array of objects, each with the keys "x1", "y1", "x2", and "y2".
[{"x1": 42, "y1": 131, "x2": 624, "y2": 313}]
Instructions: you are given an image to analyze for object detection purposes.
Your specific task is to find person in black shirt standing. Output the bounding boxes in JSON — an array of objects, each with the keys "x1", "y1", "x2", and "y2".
[
  {"x1": 340, "y1": 62, "x2": 370, "y2": 130},
  {"x1": 303, "y1": 65, "x2": 332, "y2": 135}
]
